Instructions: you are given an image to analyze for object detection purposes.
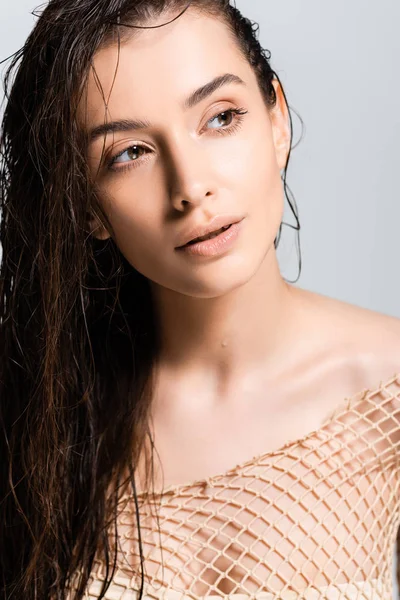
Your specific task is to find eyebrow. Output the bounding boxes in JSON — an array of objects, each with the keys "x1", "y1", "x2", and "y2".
[{"x1": 88, "y1": 72, "x2": 246, "y2": 144}]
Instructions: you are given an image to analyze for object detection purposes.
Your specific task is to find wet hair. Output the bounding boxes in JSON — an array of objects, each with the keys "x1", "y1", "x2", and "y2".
[{"x1": 0, "y1": 1, "x2": 301, "y2": 597}]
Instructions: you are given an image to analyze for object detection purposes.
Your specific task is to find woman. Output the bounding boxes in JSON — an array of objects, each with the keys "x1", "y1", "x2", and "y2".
[{"x1": 1, "y1": 1, "x2": 400, "y2": 598}]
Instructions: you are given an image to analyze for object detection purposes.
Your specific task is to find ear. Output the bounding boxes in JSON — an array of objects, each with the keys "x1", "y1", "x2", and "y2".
[
  {"x1": 87, "y1": 211, "x2": 111, "y2": 241},
  {"x1": 269, "y1": 79, "x2": 291, "y2": 171}
]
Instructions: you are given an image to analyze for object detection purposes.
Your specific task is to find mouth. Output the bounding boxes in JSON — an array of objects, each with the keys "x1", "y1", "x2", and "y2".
[
  {"x1": 177, "y1": 219, "x2": 243, "y2": 257},
  {"x1": 184, "y1": 224, "x2": 233, "y2": 246}
]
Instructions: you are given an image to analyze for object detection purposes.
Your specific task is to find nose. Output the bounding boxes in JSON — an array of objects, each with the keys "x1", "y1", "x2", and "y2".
[{"x1": 165, "y1": 134, "x2": 218, "y2": 211}]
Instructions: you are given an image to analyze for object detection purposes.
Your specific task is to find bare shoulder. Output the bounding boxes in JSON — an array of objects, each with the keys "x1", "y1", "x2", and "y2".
[{"x1": 292, "y1": 285, "x2": 400, "y2": 394}]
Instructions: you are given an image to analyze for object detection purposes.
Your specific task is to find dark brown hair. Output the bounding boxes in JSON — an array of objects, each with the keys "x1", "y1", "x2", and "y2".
[{"x1": 0, "y1": 1, "x2": 300, "y2": 597}]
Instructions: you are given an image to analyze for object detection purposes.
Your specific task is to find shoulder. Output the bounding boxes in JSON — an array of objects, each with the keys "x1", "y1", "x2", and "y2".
[
  {"x1": 292, "y1": 286, "x2": 400, "y2": 394},
  {"x1": 341, "y1": 300, "x2": 400, "y2": 392}
]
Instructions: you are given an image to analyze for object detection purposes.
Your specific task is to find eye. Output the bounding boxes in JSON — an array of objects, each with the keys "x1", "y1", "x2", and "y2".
[
  {"x1": 109, "y1": 144, "x2": 148, "y2": 167},
  {"x1": 207, "y1": 109, "x2": 240, "y2": 130},
  {"x1": 107, "y1": 106, "x2": 249, "y2": 173}
]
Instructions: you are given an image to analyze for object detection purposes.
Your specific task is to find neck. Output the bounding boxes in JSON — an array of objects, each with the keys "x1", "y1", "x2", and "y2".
[{"x1": 149, "y1": 248, "x2": 300, "y2": 403}]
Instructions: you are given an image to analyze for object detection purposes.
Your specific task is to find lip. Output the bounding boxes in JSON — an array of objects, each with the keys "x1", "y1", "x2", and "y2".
[
  {"x1": 175, "y1": 214, "x2": 244, "y2": 249},
  {"x1": 176, "y1": 218, "x2": 244, "y2": 257}
]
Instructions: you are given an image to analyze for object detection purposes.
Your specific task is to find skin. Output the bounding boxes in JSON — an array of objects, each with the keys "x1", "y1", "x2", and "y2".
[{"x1": 80, "y1": 7, "x2": 400, "y2": 487}]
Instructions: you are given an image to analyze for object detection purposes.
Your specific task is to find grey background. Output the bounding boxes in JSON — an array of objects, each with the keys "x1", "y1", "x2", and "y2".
[{"x1": 1, "y1": 0, "x2": 399, "y2": 596}]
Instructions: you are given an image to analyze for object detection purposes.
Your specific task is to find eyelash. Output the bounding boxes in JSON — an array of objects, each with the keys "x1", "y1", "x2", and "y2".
[{"x1": 107, "y1": 106, "x2": 249, "y2": 174}]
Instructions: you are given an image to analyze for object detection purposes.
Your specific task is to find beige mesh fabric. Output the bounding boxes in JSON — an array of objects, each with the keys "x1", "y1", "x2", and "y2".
[{"x1": 77, "y1": 371, "x2": 400, "y2": 600}]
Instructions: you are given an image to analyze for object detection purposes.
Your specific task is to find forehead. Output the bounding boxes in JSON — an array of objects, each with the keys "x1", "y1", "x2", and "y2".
[{"x1": 81, "y1": 8, "x2": 249, "y2": 125}]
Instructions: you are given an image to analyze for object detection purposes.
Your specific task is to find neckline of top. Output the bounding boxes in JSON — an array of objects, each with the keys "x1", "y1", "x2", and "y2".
[{"x1": 133, "y1": 368, "x2": 400, "y2": 498}]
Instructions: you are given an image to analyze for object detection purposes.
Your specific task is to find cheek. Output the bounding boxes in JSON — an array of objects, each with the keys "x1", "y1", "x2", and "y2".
[
  {"x1": 99, "y1": 186, "x2": 163, "y2": 264},
  {"x1": 229, "y1": 115, "x2": 280, "y2": 189},
  {"x1": 241, "y1": 124, "x2": 285, "y2": 239},
  {"x1": 231, "y1": 120, "x2": 283, "y2": 216}
]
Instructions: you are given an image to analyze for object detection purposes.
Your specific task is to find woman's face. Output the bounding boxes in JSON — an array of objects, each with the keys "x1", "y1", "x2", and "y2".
[{"x1": 81, "y1": 7, "x2": 290, "y2": 297}]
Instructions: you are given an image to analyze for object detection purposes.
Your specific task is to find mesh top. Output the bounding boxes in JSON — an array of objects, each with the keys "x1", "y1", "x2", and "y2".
[{"x1": 74, "y1": 369, "x2": 400, "y2": 600}]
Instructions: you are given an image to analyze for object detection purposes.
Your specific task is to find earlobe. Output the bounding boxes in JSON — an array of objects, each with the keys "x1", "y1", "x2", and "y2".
[
  {"x1": 270, "y1": 79, "x2": 291, "y2": 171},
  {"x1": 87, "y1": 213, "x2": 111, "y2": 241},
  {"x1": 93, "y1": 227, "x2": 111, "y2": 241}
]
